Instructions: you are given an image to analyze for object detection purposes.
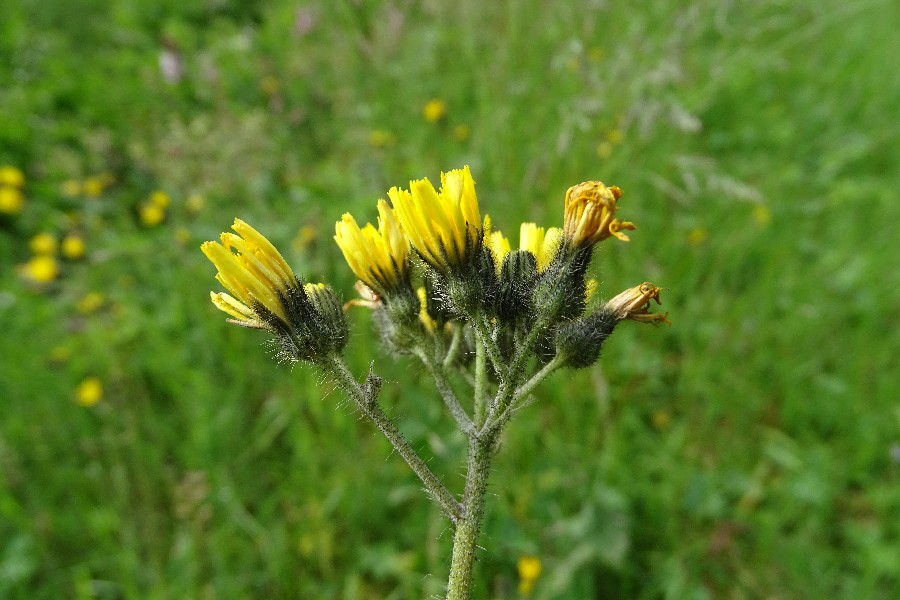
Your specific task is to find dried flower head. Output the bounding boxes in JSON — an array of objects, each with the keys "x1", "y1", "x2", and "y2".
[{"x1": 563, "y1": 181, "x2": 634, "y2": 248}]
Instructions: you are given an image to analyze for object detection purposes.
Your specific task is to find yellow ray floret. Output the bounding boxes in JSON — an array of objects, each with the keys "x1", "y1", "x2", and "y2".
[
  {"x1": 201, "y1": 219, "x2": 297, "y2": 324},
  {"x1": 519, "y1": 223, "x2": 563, "y2": 272},
  {"x1": 486, "y1": 222, "x2": 564, "y2": 274},
  {"x1": 391, "y1": 165, "x2": 482, "y2": 271},
  {"x1": 334, "y1": 199, "x2": 409, "y2": 294},
  {"x1": 416, "y1": 287, "x2": 437, "y2": 333},
  {"x1": 487, "y1": 228, "x2": 511, "y2": 271}
]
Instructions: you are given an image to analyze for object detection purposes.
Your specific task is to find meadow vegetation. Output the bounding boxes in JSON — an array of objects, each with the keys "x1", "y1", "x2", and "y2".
[{"x1": 1, "y1": 0, "x2": 898, "y2": 598}]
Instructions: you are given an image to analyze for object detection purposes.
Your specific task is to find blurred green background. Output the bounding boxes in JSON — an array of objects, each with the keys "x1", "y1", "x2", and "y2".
[{"x1": 1, "y1": 0, "x2": 898, "y2": 598}]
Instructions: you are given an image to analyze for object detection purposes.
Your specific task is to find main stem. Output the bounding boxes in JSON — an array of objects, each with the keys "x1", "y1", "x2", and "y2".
[{"x1": 445, "y1": 433, "x2": 494, "y2": 600}]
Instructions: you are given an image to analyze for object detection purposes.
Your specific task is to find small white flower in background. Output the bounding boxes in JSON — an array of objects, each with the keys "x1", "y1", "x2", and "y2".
[{"x1": 159, "y1": 38, "x2": 184, "y2": 84}]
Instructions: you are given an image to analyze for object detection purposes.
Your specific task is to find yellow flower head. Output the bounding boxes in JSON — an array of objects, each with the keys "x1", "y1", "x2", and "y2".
[
  {"x1": 517, "y1": 555, "x2": 542, "y2": 597},
  {"x1": 202, "y1": 219, "x2": 349, "y2": 360},
  {"x1": 0, "y1": 186, "x2": 24, "y2": 214},
  {"x1": 83, "y1": 175, "x2": 106, "y2": 198},
  {"x1": 19, "y1": 255, "x2": 60, "y2": 283},
  {"x1": 30, "y1": 233, "x2": 58, "y2": 256},
  {"x1": 149, "y1": 190, "x2": 171, "y2": 209},
  {"x1": 604, "y1": 282, "x2": 670, "y2": 325},
  {"x1": 453, "y1": 124, "x2": 471, "y2": 141},
  {"x1": 61, "y1": 179, "x2": 82, "y2": 197},
  {"x1": 61, "y1": 235, "x2": 86, "y2": 259},
  {"x1": 753, "y1": 203, "x2": 771, "y2": 227},
  {"x1": 186, "y1": 193, "x2": 205, "y2": 214},
  {"x1": 77, "y1": 292, "x2": 105, "y2": 315},
  {"x1": 334, "y1": 199, "x2": 410, "y2": 296},
  {"x1": 368, "y1": 129, "x2": 396, "y2": 148},
  {"x1": 391, "y1": 165, "x2": 482, "y2": 274},
  {"x1": 140, "y1": 203, "x2": 165, "y2": 227},
  {"x1": 202, "y1": 219, "x2": 299, "y2": 327},
  {"x1": 75, "y1": 377, "x2": 103, "y2": 407},
  {"x1": 423, "y1": 98, "x2": 447, "y2": 123},
  {"x1": 0, "y1": 166, "x2": 25, "y2": 188},
  {"x1": 562, "y1": 181, "x2": 634, "y2": 248}
]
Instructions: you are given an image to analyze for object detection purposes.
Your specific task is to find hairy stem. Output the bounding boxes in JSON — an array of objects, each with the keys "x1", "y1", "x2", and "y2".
[
  {"x1": 414, "y1": 348, "x2": 476, "y2": 436},
  {"x1": 482, "y1": 320, "x2": 546, "y2": 432},
  {"x1": 473, "y1": 336, "x2": 488, "y2": 428},
  {"x1": 320, "y1": 354, "x2": 462, "y2": 523},
  {"x1": 442, "y1": 323, "x2": 463, "y2": 370},
  {"x1": 472, "y1": 315, "x2": 506, "y2": 381},
  {"x1": 445, "y1": 433, "x2": 494, "y2": 600}
]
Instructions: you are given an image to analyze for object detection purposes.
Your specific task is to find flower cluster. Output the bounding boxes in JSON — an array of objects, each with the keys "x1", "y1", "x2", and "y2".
[{"x1": 202, "y1": 166, "x2": 667, "y2": 368}]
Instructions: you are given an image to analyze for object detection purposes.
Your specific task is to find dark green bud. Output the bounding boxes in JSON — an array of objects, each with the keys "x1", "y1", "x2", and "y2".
[
  {"x1": 372, "y1": 281, "x2": 425, "y2": 354},
  {"x1": 533, "y1": 244, "x2": 592, "y2": 323},
  {"x1": 496, "y1": 249, "x2": 538, "y2": 326},
  {"x1": 553, "y1": 306, "x2": 620, "y2": 368}
]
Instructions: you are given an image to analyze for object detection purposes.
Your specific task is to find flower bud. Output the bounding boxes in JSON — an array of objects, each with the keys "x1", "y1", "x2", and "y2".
[
  {"x1": 496, "y1": 249, "x2": 538, "y2": 326},
  {"x1": 553, "y1": 281, "x2": 668, "y2": 368},
  {"x1": 553, "y1": 307, "x2": 619, "y2": 368},
  {"x1": 532, "y1": 246, "x2": 592, "y2": 324}
]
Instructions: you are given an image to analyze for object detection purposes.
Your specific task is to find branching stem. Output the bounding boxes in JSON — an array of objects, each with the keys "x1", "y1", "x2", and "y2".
[
  {"x1": 414, "y1": 348, "x2": 476, "y2": 436},
  {"x1": 320, "y1": 354, "x2": 462, "y2": 524}
]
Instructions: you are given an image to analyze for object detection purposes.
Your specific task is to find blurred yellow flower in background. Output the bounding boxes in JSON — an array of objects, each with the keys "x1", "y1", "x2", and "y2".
[
  {"x1": 0, "y1": 186, "x2": 24, "y2": 214},
  {"x1": 688, "y1": 227, "x2": 708, "y2": 247},
  {"x1": 75, "y1": 377, "x2": 103, "y2": 407},
  {"x1": 293, "y1": 224, "x2": 318, "y2": 251},
  {"x1": 0, "y1": 165, "x2": 25, "y2": 188},
  {"x1": 517, "y1": 555, "x2": 542, "y2": 597},
  {"x1": 261, "y1": 75, "x2": 280, "y2": 96},
  {"x1": 30, "y1": 233, "x2": 58, "y2": 255},
  {"x1": 175, "y1": 227, "x2": 192, "y2": 246},
  {"x1": 423, "y1": 98, "x2": 447, "y2": 123},
  {"x1": 606, "y1": 128, "x2": 624, "y2": 145},
  {"x1": 368, "y1": 129, "x2": 396, "y2": 148},
  {"x1": 19, "y1": 255, "x2": 60, "y2": 283},
  {"x1": 652, "y1": 408, "x2": 672, "y2": 431},
  {"x1": 61, "y1": 179, "x2": 82, "y2": 197},
  {"x1": 149, "y1": 190, "x2": 171, "y2": 209},
  {"x1": 61, "y1": 235, "x2": 86, "y2": 259},
  {"x1": 753, "y1": 203, "x2": 771, "y2": 227},
  {"x1": 140, "y1": 203, "x2": 165, "y2": 227},
  {"x1": 596, "y1": 141, "x2": 613, "y2": 159},
  {"x1": 453, "y1": 124, "x2": 471, "y2": 141},
  {"x1": 83, "y1": 175, "x2": 106, "y2": 198},
  {"x1": 48, "y1": 345, "x2": 71, "y2": 365},
  {"x1": 186, "y1": 193, "x2": 205, "y2": 214},
  {"x1": 77, "y1": 292, "x2": 105, "y2": 315}
]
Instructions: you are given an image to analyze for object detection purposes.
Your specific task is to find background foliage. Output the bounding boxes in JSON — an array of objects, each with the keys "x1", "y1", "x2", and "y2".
[{"x1": 1, "y1": 0, "x2": 898, "y2": 598}]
